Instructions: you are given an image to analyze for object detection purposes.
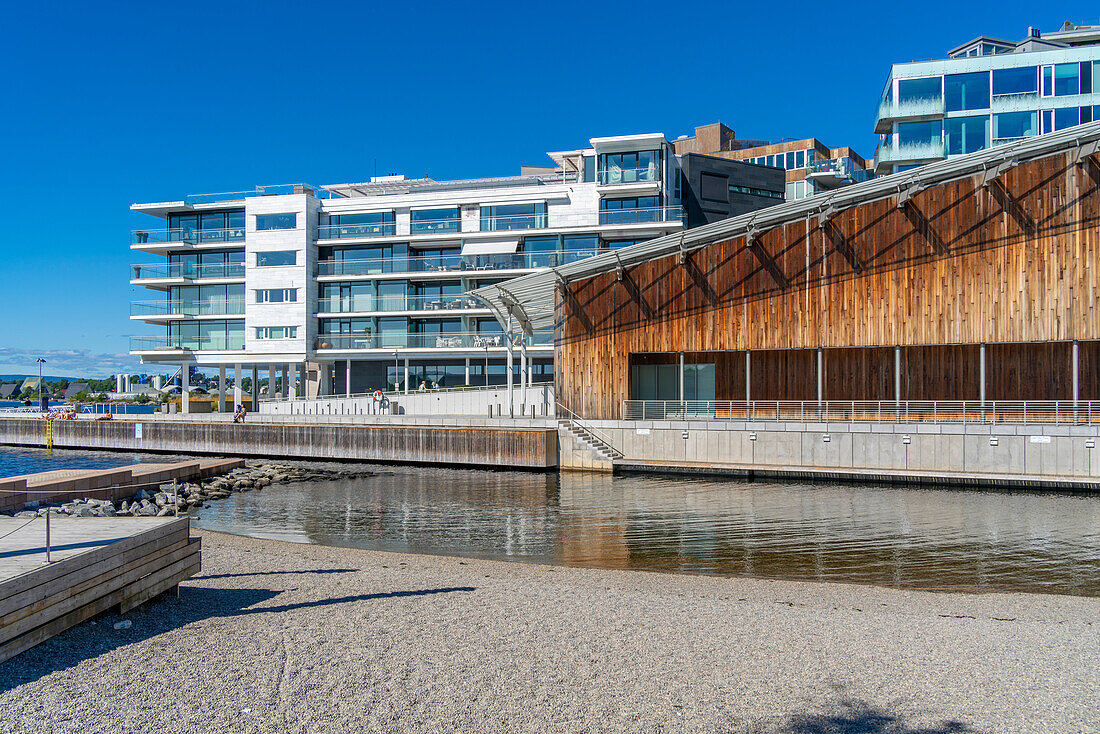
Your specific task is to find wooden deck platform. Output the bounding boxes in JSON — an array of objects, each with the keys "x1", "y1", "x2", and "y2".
[{"x1": 0, "y1": 517, "x2": 200, "y2": 664}]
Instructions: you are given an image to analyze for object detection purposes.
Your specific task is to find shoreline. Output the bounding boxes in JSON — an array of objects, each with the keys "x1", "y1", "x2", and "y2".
[{"x1": 2, "y1": 528, "x2": 1097, "y2": 733}]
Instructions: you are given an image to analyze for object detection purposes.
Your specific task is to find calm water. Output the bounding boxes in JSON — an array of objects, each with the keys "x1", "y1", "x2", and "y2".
[
  {"x1": 2, "y1": 448, "x2": 1097, "y2": 596},
  {"x1": 0, "y1": 401, "x2": 157, "y2": 414},
  {"x1": 0, "y1": 447, "x2": 149, "y2": 477}
]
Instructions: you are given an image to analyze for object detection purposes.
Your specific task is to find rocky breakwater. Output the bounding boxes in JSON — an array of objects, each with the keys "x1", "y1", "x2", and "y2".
[{"x1": 7, "y1": 463, "x2": 369, "y2": 519}]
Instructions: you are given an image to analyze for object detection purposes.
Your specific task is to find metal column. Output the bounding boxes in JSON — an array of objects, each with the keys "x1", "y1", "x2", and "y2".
[
  {"x1": 745, "y1": 350, "x2": 751, "y2": 403},
  {"x1": 233, "y1": 363, "x2": 242, "y2": 408},
  {"x1": 251, "y1": 364, "x2": 259, "y2": 407},
  {"x1": 181, "y1": 366, "x2": 190, "y2": 414},
  {"x1": 345, "y1": 360, "x2": 351, "y2": 397},
  {"x1": 1073, "y1": 340, "x2": 1080, "y2": 421},
  {"x1": 404, "y1": 358, "x2": 410, "y2": 395},
  {"x1": 817, "y1": 348, "x2": 823, "y2": 403},
  {"x1": 218, "y1": 365, "x2": 226, "y2": 413},
  {"x1": 679, "y1": 352, "x2": 685, "y2": 403},
  {"x1": 506, "y1": 315, "x2": 514, "y2": 417},
  {"x1": 464, "y1": 357, "x2": 470, "y2": 386},
  {"x1": 267, "y1": 364, "x2": 276, "y2": 399},
  {"x1": 979, "y1": 343, "x2": 987, "y2": 420},
  {"x1": 894, "y1": 346, "x2": 901, "y2": 408}
]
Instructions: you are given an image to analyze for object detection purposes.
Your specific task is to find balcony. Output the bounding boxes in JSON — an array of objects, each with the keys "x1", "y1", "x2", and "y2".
[
  {"x1": 130, "y1": 335, "x2": 246, "y2": 352},
  {"x1": 598, "y1": 206, "x2": 683, "y2": 226},
  {"x1": 130, "y1": 299, "x2": 246, "y2": 318},
  {"x1": 314, "y1": 331, "x2": 550, "y2": 351},
  {"x1": 131, "y1": 262, "x2": 245, "y2": 281},
  {"x1": 875, "y1": 141, "x2": 945, "y2": 164},
  {"x1": 131, "y1": 227, "x2": 245, "y2": 246},
  {"x1": 315, "y1": 249, "x2": 602, "y2": 277},
  {"x1": 317, "y1": 294, "x2": 484, "y2": 314},
  {"x1": 480, "y1": 212, "x2": 549, "y2": 232},
  {"x1": 875, "y1": 97, "x2": 946, "y2": 133},
  {"x1": 597, "y1": 166, "x2": 660, "y2": 185},
  {"x1": 409, "y1": 218, "x2": 461, "y2": 235},
  {"x1": 991, "y1": 92, "x2": 1039, "y2": 114},
  {"x1": 316, "y1": 222, "x2": 397, "y2": 239}
]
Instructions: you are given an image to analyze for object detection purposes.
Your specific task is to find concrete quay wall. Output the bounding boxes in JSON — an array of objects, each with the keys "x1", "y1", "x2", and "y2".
[
  {"x1": 587, "y1": 419, "x2": 1100, "y2": 489},
  {"x1": 0, "y1": 419, "x2": 559, "y2": 470}
]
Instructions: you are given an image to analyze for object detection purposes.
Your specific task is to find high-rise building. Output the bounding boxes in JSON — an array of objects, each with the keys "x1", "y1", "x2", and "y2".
[
  {"x1": 875, "y1": 21, "x2": 1100, "y2": 175},
  {"x1": 673, "y1": 123, "x2": 873, "y2": 200},
  {"x1": 129, "y1": 130, "x2": 784, "y2": 401}
]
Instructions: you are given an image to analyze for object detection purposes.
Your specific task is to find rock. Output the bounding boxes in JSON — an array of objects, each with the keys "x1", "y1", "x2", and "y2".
[
  {"x1": 73, "y1": 505, "x2": 96, "y2": 517},
  {"x1": 270, "y1": 474, "x2": 288, "y2": 484},
  {"x1": 156, "y1": 508, "x2": 174, "y2": 517},
  {"x1": 120, "y1": 501, "x2": 130, "y2": 512},
  {"x1": 14, "y1": 511, "x2": 37, "y2": 518},
  {"x1": 153, "y1": 492, "x2": 169, "y2": 508},
  {"x1": 136, "y1": 504, "x2": 158, "y2": 517}
]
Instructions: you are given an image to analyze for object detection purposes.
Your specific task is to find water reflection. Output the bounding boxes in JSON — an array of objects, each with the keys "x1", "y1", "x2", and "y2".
[{"x1": 190, "y1": 466, "x2": 1100, "y2": 597}]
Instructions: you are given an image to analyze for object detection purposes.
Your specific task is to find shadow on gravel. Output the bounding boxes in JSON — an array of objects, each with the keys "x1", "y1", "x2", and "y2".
[
  {"x1": 784, "y1": 699, "x2": 972, "y2": 733},
  {"x1": 197, "y1": 568, "x2": 358, "y2": 580},
  {"x1": 0, "y1": 584, "x2": 474, "y2": 693}
]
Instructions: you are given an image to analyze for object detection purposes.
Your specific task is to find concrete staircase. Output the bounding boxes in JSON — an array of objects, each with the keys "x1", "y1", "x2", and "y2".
[{"x1": 557, "y1": 419, "x2": 621, "y2": 471}]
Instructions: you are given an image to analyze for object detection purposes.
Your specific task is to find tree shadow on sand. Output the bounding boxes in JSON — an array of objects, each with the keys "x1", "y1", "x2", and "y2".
[
  {"x1": 783, "y1": 699, "x2": 973, "y2": 734},
  {"x1": 0, "y1": 583, "x2": 475, "y2": 693}
]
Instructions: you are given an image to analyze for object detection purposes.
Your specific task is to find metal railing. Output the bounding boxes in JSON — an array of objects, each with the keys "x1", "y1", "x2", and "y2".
[
  {"x1": 131, "y1": 227, "x2": 245, "y2": 245},
  {"x1": 314, "y1": 331, "x2": 553, "y2": 351},
  {"x1": 557, "y1": 402, "x2": 622, "y2": 458},
  {"x1": 131, "y1": 262, "x2": 245, "y2": 280},
  {"x1": 315, "y1": 249, "x2": 602, "y2": 276},
  {"x1": 130, "y1": 335, "x2": 246, "y2": 352},
  {"x1": 130, "y1": 299, "x2": 246, "y2": 317},
  {"x1": 317, "y1": 222, "x2": 396, "y2": 239},
  {"x1": 621, "y1": 399, "x2": 1100, "y2": 424},
  {"x1": 597, "y1": 166, "x2": 661, "y2": 185},
  {"x1": 598, "y1": 206, "x2": 683, "y2": 226},
  {"x1": 183, "y1": 183, "x2": 338, "y2": 203},
  {"x1": 316, "y1": 295, "x2": 484, "y2": 314},
  {"x1": 479, "y1": 213, "x2": 549, "y2": 232},
  {"x1": 409, "y1": 218, "x2": 461, "y2": 234}
]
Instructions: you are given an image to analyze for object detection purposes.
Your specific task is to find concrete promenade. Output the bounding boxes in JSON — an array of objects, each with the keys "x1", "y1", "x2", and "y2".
[{"x1": 0, "y1": 529, "x2": 1095, "y2": 733}]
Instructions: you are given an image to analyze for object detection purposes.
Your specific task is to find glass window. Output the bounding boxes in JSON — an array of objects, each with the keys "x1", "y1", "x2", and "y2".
[
  {"x1": 255, "y1": 326, "x2": 297, "y2": 340},
  {"x1": 522, "y1": 236, "x2": 558, "y2": 253},
  {"x1": 599, "y1": 196, "x2": 660, "y2": 224},
  {"x1": 562, "y1": 234, "x2": 598, "y2": 252},
  {"x1": 897, "y1": 120, "x2": 942, "y2": 147},
  {"x1": 378, "y1": 317, "x2": 409, "y2": 348},
  {"x1": 700, "y1": 172, "x2": 728, "y2": 202},
  {"x1": 256, "y1": 213, "x2": 297, "y2": 230},
  {"x1": 945, "y1": 72, "x2": 989, "y2": 111},
  {"x1": 1055, "y1": 106, "x2": 1080, "y2": 130},
  {"x1": 256, "y1": 250, "x2": 296, "y2": 267},
  {"x1": 326, "y1": 211, "x2": 395, "y2": 237},
  {"x1": 583, "y1": 155, "x2": 595, "y2": 183},
  {"x1": 897, "y1": 76, "x2": 941, "y2": 103},
  {"x1": 946, "y1": 115, "x2": 989, "y2": 155},
  {"x1": 1041, "y1": 109, "x2": 1054, "y2": 134},
  {"x1": 992, "y1": 66, "x2": 1037, "y2": 96},
  {"x1": 480, "y1": 203, "x2": 547, "y2": 231},
  {"x1": 993, "y1": 111, "x2": 1038, "y2": 140},
  {"x1": 598, "y1": 150, "x2": 660, "y2": 184},
  {"x1": 255, "y1": 288, "x2": 298, "y2": 303},
  {"x1": 1054, "y1": 64, "x2": 1080, "y2": 96},
  {"x1": 410, "y1": 208, "x2": 459, "y2": 234},
  {"x1": 1083, "y1": 107, "x2": 1094, "y2": 124},
  {"x1": 1082, "y1": 62, "x2": 1093, "y2": 95},
  {"x1": 1042, "y1": 66, "x2": 1054, "y2": 96}
]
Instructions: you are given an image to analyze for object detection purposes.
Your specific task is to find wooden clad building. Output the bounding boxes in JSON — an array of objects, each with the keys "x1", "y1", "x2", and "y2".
[{"x1": 472, "y1": 124, "x2": 1100, "y2": 421}]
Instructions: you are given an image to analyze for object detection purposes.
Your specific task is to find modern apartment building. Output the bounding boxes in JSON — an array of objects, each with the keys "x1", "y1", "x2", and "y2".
[
  {"x1": 129, "y1": 130, "x2": 784, "y2": 402},
  {"x1": 672, "y1": 123, "x2": 873, "y2": 200},
  {"x1": 875, "y1": 21, "x2": 1100, "y2": 174}
]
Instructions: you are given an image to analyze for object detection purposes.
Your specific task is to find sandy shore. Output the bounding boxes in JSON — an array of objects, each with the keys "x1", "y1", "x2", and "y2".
[{"x1": 1, "y1": 530, "x2": 1097, "y2": 733}]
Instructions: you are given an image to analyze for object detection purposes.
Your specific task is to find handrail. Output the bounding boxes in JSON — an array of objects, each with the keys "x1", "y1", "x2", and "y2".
[
  {"x1": 556, "y1": 402, "x2": 622, "y2": 457},
  {"x1": 620, "y1": 399, "x2": 1099, "y2": 425}
]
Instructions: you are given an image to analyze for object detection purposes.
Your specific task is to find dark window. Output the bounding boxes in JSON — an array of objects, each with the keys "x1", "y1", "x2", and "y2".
[
  {"x1": 945, "y1": 71, "x2": 990, "y2": 111},
  {"x1": 700, "y1": 173, "x2": 728, "y2": 202},
  {"x1": 993, "y1": 66, "x2": 1037, "y2": 95},
  {"x1": 256, "y1": 250, "x2": 296, "y2": 267},
  {"x1": 256, "y1": 213, "x2": 297, "y2": 230}
]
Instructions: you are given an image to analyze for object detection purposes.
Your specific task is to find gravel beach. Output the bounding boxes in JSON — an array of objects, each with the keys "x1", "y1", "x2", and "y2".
[{"x1": 1, "y1": 529, "x2": 1097, "y2": 734}]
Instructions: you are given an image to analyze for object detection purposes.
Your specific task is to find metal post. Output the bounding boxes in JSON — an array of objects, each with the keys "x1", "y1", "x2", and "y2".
[
  {"x1": 345, "y1": 360, "x2": 352, "y2": 397},
  {"x1": 979, "y1": 343, "x2": 987, "y2": 421},
  {"x1": 894, "y1": 345, "x2": 901, "y2": 410},
  {"x1": 393, "y1": 351, "x2": 399, "y2": 392},
  {"x1": 506, "y1": 315, "x2": 514, "y2": 417},
  {"x1": 745, "y1": 350, "x2": 751, "y2": 419},
  {"x1": 1073, "y1": 340, "x2": 1080, "y2": 423},
  {"x1": 218, "y1": 365, "x2": 226, "y2": 413},
  {"x1": 404, "y1": 357, "x2": 410, "y2": 395},
  {"x1": 182, "y1": 365, "x2": 190, "y2": 414},
  {"x1": 464, "y1": 357, "x2": 470, "y2": 386},
  {"x1": 268, "y1": 364, "x2": 276, "y2": 399},
  {"x1": 234, "y1": 363, "x2": 242, "y2": 408},
  {"x1": 173, "y1": 478, "x2": 179, "y2": 518},
  {"x1": 679, "y1": 352, "x2": 685, "y2": 404},
  {"x1": 484, "y1": 348, "x2": 489, "y2": 388},
  {"x1": 817, "y1": 347, "x2": 823, "y2": 419}
]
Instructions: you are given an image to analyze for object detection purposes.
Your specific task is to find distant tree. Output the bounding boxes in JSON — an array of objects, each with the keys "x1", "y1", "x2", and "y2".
[
  {"x1": 96, "y1": 392, "x2": 108, "y2": 401},
  {"x1": 73, "y1": 391, "x2": 89, "y2": 402},
  {"x1": 134, "y1": 394, "x2": 149, "y2": 404}
]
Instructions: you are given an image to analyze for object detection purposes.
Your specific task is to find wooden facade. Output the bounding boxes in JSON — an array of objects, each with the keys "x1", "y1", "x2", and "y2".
[{"x1": 557, "y1": 150, "x2": 1100, "y2": 418}]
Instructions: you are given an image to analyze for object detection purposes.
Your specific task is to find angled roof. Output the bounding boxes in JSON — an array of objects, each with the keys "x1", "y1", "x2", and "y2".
[
  {"x1": 63, "y1": 382, "x2": 89, "y2": 399},
  {"x1": 0, "y1": 384, "x2": 18, "y2": 398},
  {"x1": 471, "y1": 121, "x2": 1100, "y2": 333}
]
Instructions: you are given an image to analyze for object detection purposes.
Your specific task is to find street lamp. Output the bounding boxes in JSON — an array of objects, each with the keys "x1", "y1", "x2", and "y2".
[{"x1": 36, "y1": 358, "x2": 45, "y2": 409}]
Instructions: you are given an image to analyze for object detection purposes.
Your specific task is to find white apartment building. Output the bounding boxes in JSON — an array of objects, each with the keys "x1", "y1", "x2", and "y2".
[{"x1": 130, "y1": 131, "x2": 784, "y2": 406}]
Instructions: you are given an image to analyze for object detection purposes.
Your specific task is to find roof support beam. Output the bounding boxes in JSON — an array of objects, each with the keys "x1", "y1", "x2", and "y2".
[
  {"x1": 821, "y1": 217, "x2": 863, "y2": 274},
  {"x1": 556, "y1": 280, "x2": 593, "y2": 335},
  {"x1": 615, "y1": 255, "x2": 655, "y2": 318},
  {"x1": 679, "y1": 251, "x2": 720, "y2": 305},
  {"x1": 1075, "y1": 142, "x2": 1100, "y2": 186},
  {"x1": 498, "y1": 287, "x2": 534, "y2": 337},
  {"x1": 984, "y1": 177, "x2": 1035, "y2": 234},
  {"x1": 899, "y1": 200, "x2": 948, "y2": 255},
  {"x1": 744, "y1": 231, "x2": 789, "y2": 290}
]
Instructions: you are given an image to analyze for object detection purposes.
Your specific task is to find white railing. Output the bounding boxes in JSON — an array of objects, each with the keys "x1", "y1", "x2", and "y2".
[
  {"x1": 621, "y1": 400, "x2": 1100, "y2": 424},
  {"x1": 131, "y1": 227, "x2": 245, "y2": 245}
]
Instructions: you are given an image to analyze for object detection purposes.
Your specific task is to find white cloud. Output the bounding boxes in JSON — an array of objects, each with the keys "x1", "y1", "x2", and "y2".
[{"x1": 0, "y1": 347, "x2": 145, "y2": 378}]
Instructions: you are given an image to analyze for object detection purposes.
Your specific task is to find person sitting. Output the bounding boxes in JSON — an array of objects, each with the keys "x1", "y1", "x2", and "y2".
[
  {"x1": 418, "y1": 381, "x2": 427, "y2": 392},
  {"x1": 431, "y1": 381, "x2": 440, "y2": 390}
]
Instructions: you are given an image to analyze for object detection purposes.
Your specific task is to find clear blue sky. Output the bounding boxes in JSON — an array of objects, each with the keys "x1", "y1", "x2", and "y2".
[{"x1": 1, "y1": 1, "x2": 1095, "y2": 377}]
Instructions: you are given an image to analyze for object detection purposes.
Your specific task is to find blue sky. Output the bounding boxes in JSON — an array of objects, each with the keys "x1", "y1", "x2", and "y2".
[{"x1": 0, "y1": 1, "x2": 1096, "y2": 377}]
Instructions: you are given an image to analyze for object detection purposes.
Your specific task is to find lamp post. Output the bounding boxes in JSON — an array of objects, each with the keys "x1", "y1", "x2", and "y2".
[{"x1": 36, "y1": 358, "x2": 45, "y2": 409}]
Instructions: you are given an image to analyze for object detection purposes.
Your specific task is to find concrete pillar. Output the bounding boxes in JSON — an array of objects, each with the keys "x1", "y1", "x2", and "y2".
[
  {"x1": 464, "y1": 357, "x2": 470, "y2": 386},
  {"x1": 284, "y1": 364, "x2": 292, "y2": 399},
  {"x1": 894, "y1": 345, "x2": 901, "y2": 407},
  {"x1": 233, "y1": 363, "x2": 242, "y2": 408},
  {"x1": 181, "y1": 366, "x2": 190, "y2": 414},
  {"x1": 345, "y1": 360, "x2": 352, "y2": 397},
  {"x1": 252, "y1": 365, "x2": 259, "y2": 407},
  {"x1": 506, "y1": 316, "x2": 514, "y2": 417},
  {"x1": 404, "y1": 357, "x2": 410, "y2": 395},
  {"x1": 218, "y1": 365, "x2": 226, "y2": 413},
  {"x1": 267, "y1": 364, "x2": 276, "y2": 398}
]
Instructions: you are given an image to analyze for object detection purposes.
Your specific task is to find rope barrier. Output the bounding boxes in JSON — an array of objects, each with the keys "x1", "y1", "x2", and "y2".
[{"x1": 0, "y1": 515, "x2": 40, "y2": 541}]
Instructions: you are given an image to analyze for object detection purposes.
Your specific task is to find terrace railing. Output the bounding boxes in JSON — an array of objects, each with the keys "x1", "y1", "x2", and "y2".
[
  {"x1": 130, "y1": 299, "x2": 246, "y2": 317},
  {"x1": 132, "y1": 227, "x2": 245, "y2": 245},
  {"x1": 314, "y1": 331, "x2": 545, "y2": 351},
  {"x1": 315, "y1": 249, "x2": 602, "y2": 276},
  {"x1": 130, "y1": 335, "x2": 246, "y2": 352},
  {"x1": 621, "y1": 400, "x2": 1100, "y2": 424},
  {"x1": 317, "y1": 222, "x2": 396, "y2": 239},
  {"x1": 316, "y1": 295, "x2": 484, "y2": 314},
  {"x1": 131, "y1": 262, "x2": 245, "y2": 280},
  {"x1": 598, "y1": 206, "x2": 684, "y2": 226}
]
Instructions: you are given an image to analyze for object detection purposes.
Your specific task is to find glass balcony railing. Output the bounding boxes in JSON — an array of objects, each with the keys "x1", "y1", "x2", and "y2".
[
  {"x1": 317, "y1": 222, "x2": 397, "y2": 239},
  {"x1": 598, "y1": 166, "x2": 661, "y2": 185},
  {"x1": 598, "y1": 206, "x2": 684, "y2": 226},
  {"x1": 875, "y1": 141, "x2": 945, "y2": 163},
  {"x1": 315, "y1": 248, "x2": 602, "y2": 277},
  {"x1": 317, "y1": 294, "x2": 484, "y2": 314},
  {"x1": 131, "y1": 227, "x2": 245, "y2": 245},
  {"x1": 479, "y1": 213, "x2": 549, "y2": 232},
  {"x1": 130, "y1": 335, "x2": 246, "y2": 352},
  {"x1": 314, "y1": 331, "x2": 550, "y2": 351},
  {"x1": 409, "y1": 218, "x2": 461, "y2": 234},
  {"x1": 130, "y1": 299, "x2": 246, "y2": 317},
  {"x1": 131, "y1": 262, "x2": 245, "y2": 280},
  {"x1": 877, "y1": 96, "x2": 946, "y2": 122}
]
